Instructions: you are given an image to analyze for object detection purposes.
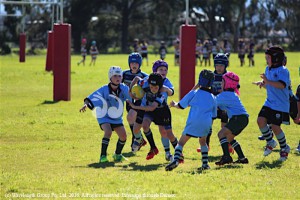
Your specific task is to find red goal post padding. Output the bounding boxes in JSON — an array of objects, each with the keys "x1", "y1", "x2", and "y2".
[{"x1": 179, "y1": 25, "x2": 196, "y2": 99}]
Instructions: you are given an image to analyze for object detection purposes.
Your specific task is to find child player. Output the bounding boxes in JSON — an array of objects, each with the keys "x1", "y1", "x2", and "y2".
[
  {"x1": 253, "y1": 46, "x2": 291, "y2": 161},
  {"x1": 238, "y1": 39, "x2": 246, "y2": 67},
  {"x1": 165, "y1": 69, "x2": 216, "y2": 171},
  {"x1": 127, "y1": 73, "x2": 179, "y2": 161},
  {"x1": 89, "y1": 40, "x2": 99, "y2": 66},
  {"x1": 77, "y1": 38, "x2": 87, "y2": 66},
  {"x1": 151, "y1": 60, "x2": 178, "y2": 161},
  {"x1": 197, "y1": 53, "x2": 234, "y2": 154},
  {"x1": 122, "y1": 52, "x2": 148, "y2": 149},
  {"x1": 79, "y1": 66, "x2": 132, "y2": 163},
  {"x1": 215, "y1": 72, "x2": 249, "y2": 165},
  {"x1": 159, "y1": 41, "x2": 167, "y2": 60},
  {"x1": 140, "y1": 40, "x2": 148, "y2": 66},
  {"x1": 294, "y1": 85, "x2": 300, "y2": 152}
]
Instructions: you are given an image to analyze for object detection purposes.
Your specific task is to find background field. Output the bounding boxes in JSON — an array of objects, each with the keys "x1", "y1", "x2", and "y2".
[{"x1": 1, "y1": 53, "x2": 299, "y2": 199}]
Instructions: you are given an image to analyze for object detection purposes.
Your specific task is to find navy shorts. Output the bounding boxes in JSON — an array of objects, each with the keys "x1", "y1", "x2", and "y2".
[{"x1": 258, "y1": 106, "x2": 290, "y2": 126}]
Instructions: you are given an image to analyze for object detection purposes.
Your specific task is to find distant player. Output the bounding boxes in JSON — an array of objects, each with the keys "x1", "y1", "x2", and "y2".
[
  {"x1": 77, "y1": 38, "x2": 87, "y2": 66},
  {"x1": 174, "y1": 39, "x2": 180, "y2": 66},
  {"x1": 159, "y1": 41, "x2": 167, "y2": 60},
  {"x1": 195, "y1": 39, "x2": 203, "y2": 66},
  {"x1": 247, "y1": 41, "x2": 255, "y2": 67},
  {"x1": 202, "y1": 40, "x2": 210, "y2": 67},
  {"x1": 133, "y1": 38, "x2": 140, "y2": 53},
  {"x1": 89, "y1": 40, "x2": 99, "y2": 66},
  {"x1": 165, "y1": 69, "x2": 217, "y2": 171},
  {"x1": 211, "y1": 38, "x2": 220, "y2": 59},
  {"x1": 79, "y1": 66, "x2": 131, "y2": 163},
  {"x1": 140, "y1": 40, "x2": 148, "y2": 66},
  {"x1": 238, "y1": 39, "x2": 246, "y2": 67},
  {"x1": 223, "y1": 39, "x2": 231, "y2": 58}
]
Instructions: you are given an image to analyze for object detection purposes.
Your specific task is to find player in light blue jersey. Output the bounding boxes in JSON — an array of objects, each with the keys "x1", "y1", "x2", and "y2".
[
  {"x1": 122, "y1": 53, "x2": 148, "y2": 148},
  {"x1": 214, "y1": 72, "x2": 249, "y2": 165},
  {"x1": 253, "y1": 46, "x2": 291, "y2": 161},
  {"x1": 128, "y1": 73, "x2": 179, "y2": 161},
  {"x1": 294, "y1": 85, "x2": 300, "y2": 153},
  {"x1": 165, "y1": 69, "x2": 216, "y2": 171},
  {"x1": 80, "y1": 66, "x2": 132, "y2": 163},
  {"x1": 197, "y1": 53, "x2": 234, "y2": 155}
]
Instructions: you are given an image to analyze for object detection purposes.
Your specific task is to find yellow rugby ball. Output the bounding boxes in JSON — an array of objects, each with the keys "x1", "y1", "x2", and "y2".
[{"x1": 131, "y1": 85, "x2": 145, "y2": 99}]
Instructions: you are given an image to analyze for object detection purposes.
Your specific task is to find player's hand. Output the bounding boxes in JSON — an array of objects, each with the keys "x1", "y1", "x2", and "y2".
[
  {"x1": 294, "y1": 114, "x2": 300, "y2": 124},
  {"x1": 126, "y1": 100, "x2": 135, "y2": 108},
  {"x1": 169, "y1": 100, "x2": 177, "y2": 108},
  {"x1": 252, "y1": 81, "x2": 265, "y2": 89},
  {"x1": 79, "y1": 104, "x2": 87, "y2": 112},
  {"x1": 260, "y1": 73, "x2": 268, "y2": 83}
]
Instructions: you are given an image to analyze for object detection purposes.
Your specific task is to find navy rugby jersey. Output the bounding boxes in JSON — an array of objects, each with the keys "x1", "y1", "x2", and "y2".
[
  {"x1": 122, "y1": 69, "x2": 148, "y2": 87},
  {"x1": 211, "y1": 71, "x2": 227, "y2": 95}
]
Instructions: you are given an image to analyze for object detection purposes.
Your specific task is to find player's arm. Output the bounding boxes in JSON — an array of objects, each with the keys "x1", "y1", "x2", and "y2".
[
  {"x1": 126, "y1": 100, "x2": 158, "y2": 111},
  {"x1": 260, "y1": 73, "x2": 285, "y2": 89},
  {"x1": 79, "y1": 98, "x2": 94, "y2": 112},
  {"x1": 252, "y1": 80, "x2": 266, "y2": 89},
  {"x1": 160, "y1": 86, "x2": 173, "y2": 96}
]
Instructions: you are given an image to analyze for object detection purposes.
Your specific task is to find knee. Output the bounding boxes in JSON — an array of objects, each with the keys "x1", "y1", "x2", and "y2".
[
  {"x1": 119, "y1": 134, "x2": 127, "y2": 141},
  {"x1": 127, "y1": 113, "x2": 135, "y2": 124},
  {"x1": 257, "y1": 117, "x2": 266, "y2": 128}
]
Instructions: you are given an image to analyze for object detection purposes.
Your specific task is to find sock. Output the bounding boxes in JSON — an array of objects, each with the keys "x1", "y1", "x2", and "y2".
[
  {"x1": 161, "y1": 137, "x2": 170, "y2": 152},
  {"x1": 206, "y1": 128, "x2": 212, "y2": 146},
  {"x1": 201, "y1": 145, "x2": 208, "y2": 165},
  {"x1": 230, "y1": 140, "x2": 245, "y2": 159},
  {"x1": 144, "y1": 129, "x2": 156, "y2": 149},
  {"x1": 171, "y1": 138, "x2": 178, "y2": 149},
  {"x1": 220, "y1": 137, "x2": 230, "y2": 156},
  {"x1": 129, "y1": 124, "x2": 135, "y2": 145},
  {"x1": 260, "y1": 125, "x2": 273, "y2": 142},
  {"x1": 275, "y1": 131, "x2": 287, "y2": 149},
  {"x1": 173, "y1": 145, "x2": 183, "y2": 161},
  {"x1": 101, "y1": 138, "x2": 110, "y2": 156},
  {"x1": 134, "y1": 132, "x2": 143, "y2": 143},
  {"x1": 115, "y1": 139, "x2": 126, "y2": 154}
]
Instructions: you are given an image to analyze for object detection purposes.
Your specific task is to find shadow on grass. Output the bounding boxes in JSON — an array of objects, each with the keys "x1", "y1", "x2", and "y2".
[
  {"x1": 87, "y1": 162, "x2": 115, "y2": 168},
  {"x1": 39, "y1": 100, "x2": 59, "y2": 105},
  {"x1": 120, "y1": 162, "x2": 163, "y2": 171},
  {"x1": 255, "y1": 160, "x2": 283, "y2": 169},
  {"x1": 177, "y1": 168, "x2": 211, "y2": 175},
  {"x1": 214, "y1": 164, "x2": 243, "y2": 170},
  {"x1": 209, "y1": 155, "x2": 223, "y2": 162},
  {"x1": 122, "y1": 152, "x2": 136, "y2": 158}
]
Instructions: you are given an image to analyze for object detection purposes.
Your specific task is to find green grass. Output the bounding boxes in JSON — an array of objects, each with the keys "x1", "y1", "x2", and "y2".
[{"x1": 1, "y1": 53, "x2": 300, "y2": 199}]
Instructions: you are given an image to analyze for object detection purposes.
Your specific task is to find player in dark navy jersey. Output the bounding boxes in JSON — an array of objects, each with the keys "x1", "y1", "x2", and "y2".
[{"x1": 122, "y1": 53, "x2": 148, "y2": 148}]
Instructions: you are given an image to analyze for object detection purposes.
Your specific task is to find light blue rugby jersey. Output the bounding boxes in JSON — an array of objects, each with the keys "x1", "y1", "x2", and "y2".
[
  {"x1": 163, "y1": 78, "x2": 174, "y2": 101},
  {"x1": 264, "y1": 65, "x2": 290, "y2": 112},
  {"x1": 86, "y1": 83, "x2": 132, "y2": 124},
  {"x1": 178, "y1": 88, "x2": 217, "y2": 137},
  {"x1": 138, "y1": 77, "x2": 168, "y2": 107},
  {"x1": 216, "y1": 91, "x2": 248, "y2": 119}
]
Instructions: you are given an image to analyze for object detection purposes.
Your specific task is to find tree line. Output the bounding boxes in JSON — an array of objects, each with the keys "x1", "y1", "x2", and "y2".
[{"x1": 1, "y1": 0, "x2": 299, "y2": 55}]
